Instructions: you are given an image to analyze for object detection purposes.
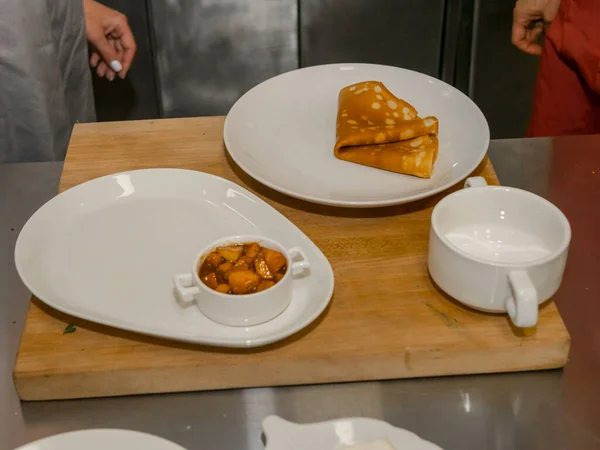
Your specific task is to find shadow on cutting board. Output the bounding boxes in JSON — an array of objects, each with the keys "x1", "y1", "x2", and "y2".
[
  {"x1": 224, "y1": 151, "x2": 497, "y2": 219},
  {"x1": 29, "y1": 295, "x2": 333, "y2": 354}
]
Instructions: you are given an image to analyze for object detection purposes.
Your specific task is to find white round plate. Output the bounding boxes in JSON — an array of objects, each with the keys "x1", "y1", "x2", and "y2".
[
  {"x1": 14, "y1": 429, "x2": 186, "y2": 450},
  {"x1": 15, "y1": 169, "x2": 334, "y2": 348},
  {"x1": 225, "y1": 63, "x2": 489, "y2": 208},
  {"x1": 262, "y1": 416, "x2": 442, "y2": 450}
]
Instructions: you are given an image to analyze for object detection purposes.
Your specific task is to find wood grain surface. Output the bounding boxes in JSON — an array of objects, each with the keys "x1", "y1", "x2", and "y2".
[{"x1": 13, "y1": 117, "x2": 570, "y2": 401}]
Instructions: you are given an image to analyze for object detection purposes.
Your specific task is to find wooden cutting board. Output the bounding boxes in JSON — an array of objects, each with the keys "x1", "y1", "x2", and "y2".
[{"x1": 13, "y1": 117, "x2": 570, "y2": 401}]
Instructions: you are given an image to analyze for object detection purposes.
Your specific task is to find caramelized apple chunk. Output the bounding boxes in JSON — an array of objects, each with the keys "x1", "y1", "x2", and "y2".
[
  {"x1": 215, "y1": 284, "x2": 231, "y2": 294},
  {"x1": 245, "y1": 242, "x2": 261, "y2": 259},
  {"x1": 201, "y1": 272, "x2": 218, "y2": 290},
  {"x1": 229, "y1": 270, "x2": 261, "y2": 295},
  {"x1": 217, "y1": 245, "x2": 244, "y2": 262},
  {"x1": 263, "y1": 248, "x2": 287, "y2": 273},
  {"x1": 205, "y1": 251, "x2": 223, "y2": 268},
  {"x1": 254, "y1": 252, "x2": 273, "y2": 280}
]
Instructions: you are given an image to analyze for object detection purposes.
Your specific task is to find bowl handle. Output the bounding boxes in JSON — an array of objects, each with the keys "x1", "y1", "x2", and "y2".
[
  {"x1": 506, "y1": 270, "x2": 538, "y2": 328},
  {"x1": 464, "y1": 176, "x2": 488, "y2": 188},
  {"x1": 288, "y1": 247, "x2": 310, "y2": 278},
  {"x1": 173, "y1": 273, "x2": 200, "y2": 307}
]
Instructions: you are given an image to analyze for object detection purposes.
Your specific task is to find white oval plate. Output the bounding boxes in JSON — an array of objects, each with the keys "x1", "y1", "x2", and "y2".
[
  {"x1": 14, "y1": 429, "x2": 186, "y2": 450},
  {"x1": 262, "y1": 416, "x2": 443, "y2": 450},
  {"x1": 225, "y1": 63, "x2": 489, "y2": 208},
  {"x1": 15, "y1": 169, "x2": 334, "y2": 348}
]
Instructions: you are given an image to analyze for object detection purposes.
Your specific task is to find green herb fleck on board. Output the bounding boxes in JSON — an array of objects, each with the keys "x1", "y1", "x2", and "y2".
[{"x1": 63, "y1": 324, "x2": 77, "y2": 334}]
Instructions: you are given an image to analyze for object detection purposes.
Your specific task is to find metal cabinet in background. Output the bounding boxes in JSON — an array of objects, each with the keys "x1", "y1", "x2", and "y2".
[
  {"x1": 149, "y1": 0, "x2": 298, "y2": 118},
  {"x1": 95, "y1": 0, "x2": 539, "y2": 139},
  {"x1": 299, "y1": 0, "x2": 445, "y2": 77},
  {"x1": 146, "y1": 0, "x2": 448, "y2": 117}
]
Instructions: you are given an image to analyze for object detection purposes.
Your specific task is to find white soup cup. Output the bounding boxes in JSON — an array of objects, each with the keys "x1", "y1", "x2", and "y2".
[{"x1": 428, "y1": 177, "x2": 570, "y2": 328}]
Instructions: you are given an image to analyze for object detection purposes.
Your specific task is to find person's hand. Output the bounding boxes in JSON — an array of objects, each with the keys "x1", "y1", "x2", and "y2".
[
  {"x1": 512, "y1": 0, "x2": 561, "y2": 55},
  {"x1": 84, "y1": 0, "x2": 137, "y2": 80}
]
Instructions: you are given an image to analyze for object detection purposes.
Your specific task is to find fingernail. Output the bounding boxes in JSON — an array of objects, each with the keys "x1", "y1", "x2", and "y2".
[
  {"x1": 108, "y1": 73, "x2": 115, "y2": 81},
  {"x1": 110, "y1": 60, "x2": 122, "y2": 72}
]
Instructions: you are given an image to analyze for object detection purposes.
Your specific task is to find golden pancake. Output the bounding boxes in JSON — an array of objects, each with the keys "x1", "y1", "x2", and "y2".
[{"x1": 334, "y1": 81, "x2": 439, "y2": 178}]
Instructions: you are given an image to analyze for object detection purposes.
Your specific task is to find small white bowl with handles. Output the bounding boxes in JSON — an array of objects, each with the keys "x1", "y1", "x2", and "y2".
[{"x1": 173, "y1": 235, "x2": 310, "y2": 327}]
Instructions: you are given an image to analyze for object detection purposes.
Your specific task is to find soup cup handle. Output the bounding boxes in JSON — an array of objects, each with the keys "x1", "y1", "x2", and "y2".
[
  {"x1": 464, "y1": 176, "x2": 488, "y2": 188},
  {"x1": 506, "y1": 270, "x2": 538, "y2": 328},
  {"x1": 173, "y1": 273, "x2": 200, "y2": 307},
  {"x1": 288, "y1": 247, "x2": 310, "y2": 279}
]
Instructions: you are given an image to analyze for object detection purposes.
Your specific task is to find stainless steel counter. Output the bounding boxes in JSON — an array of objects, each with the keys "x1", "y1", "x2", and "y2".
[{"x1": 2, "y1": 137, "x2": 599, "y2": 450}]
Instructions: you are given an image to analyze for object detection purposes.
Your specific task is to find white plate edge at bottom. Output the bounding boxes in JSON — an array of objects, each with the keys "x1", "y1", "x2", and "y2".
[
  {"x1": 13, "y1": 429, "x2": 187, "y2": 450},
  {"x1": 14, "y1": 168, "x2": 335, "y2": 349}
]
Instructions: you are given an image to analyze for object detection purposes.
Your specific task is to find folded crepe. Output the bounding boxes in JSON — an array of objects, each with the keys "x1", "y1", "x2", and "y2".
[{"x1": 334, "y1": 81, "x2": 439, "y2": 178}]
